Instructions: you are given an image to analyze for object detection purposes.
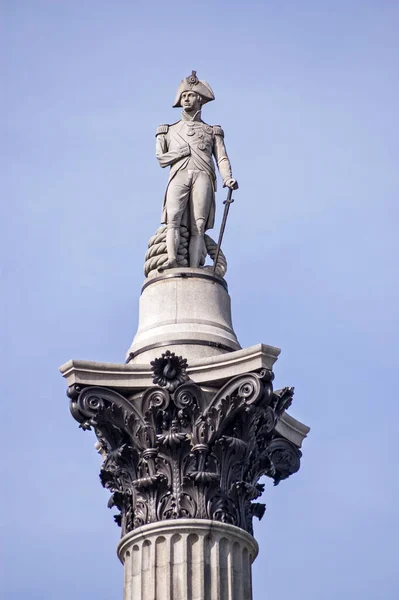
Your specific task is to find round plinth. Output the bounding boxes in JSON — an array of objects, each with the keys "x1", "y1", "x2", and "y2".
[
  {"x1": 117, "y1": 519, "x2": 258, "y2": 600},
  {"x1": 126, "y1": 268, "x2": 241, "y2": 364}
]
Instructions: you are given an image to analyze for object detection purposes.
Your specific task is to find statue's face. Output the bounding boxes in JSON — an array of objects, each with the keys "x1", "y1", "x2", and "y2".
[{"x1": 181, "y1": 91, "x2": 201, "y2": 112}]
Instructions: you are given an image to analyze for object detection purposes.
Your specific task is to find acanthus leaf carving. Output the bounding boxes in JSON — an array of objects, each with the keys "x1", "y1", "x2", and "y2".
[{"x1": 69, "y1": 362, "x2": 303, "y2": 536}]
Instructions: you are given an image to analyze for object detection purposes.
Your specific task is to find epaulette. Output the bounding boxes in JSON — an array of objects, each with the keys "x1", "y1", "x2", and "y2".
[
  {"x1": 156, "y1": 124, "x2": 169, "y2": 136},
  {"x1": 213, "y1": 125, "x2": 224, "y2": 137}
]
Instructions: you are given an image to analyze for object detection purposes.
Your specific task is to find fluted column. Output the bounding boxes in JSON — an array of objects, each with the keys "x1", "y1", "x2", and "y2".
[{"x1": 117, "y1": 519, "x2": 258, "y2": 600}]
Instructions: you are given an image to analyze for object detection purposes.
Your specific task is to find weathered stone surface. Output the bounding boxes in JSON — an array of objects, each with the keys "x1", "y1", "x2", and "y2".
[
  {"x1": 118, "y1": 519, "x2": 258, "y2": 600},
  {"x1": 275, "y1": 410, "x2": 310, "y2": 448},
  {"x1": 67, "y1": 360, "x2": 308, "y2": 538},
  {"x1": 126, "y1": 268, "x2": 240, "y2": 364},
  {"x1": 59, "y1": 343, "x2": 281, "y2": 390}
]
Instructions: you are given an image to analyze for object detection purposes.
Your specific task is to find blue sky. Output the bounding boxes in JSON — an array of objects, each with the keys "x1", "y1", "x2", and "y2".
[{"x1": 2, "y1": 1, "x2": 399, "y2": 598}]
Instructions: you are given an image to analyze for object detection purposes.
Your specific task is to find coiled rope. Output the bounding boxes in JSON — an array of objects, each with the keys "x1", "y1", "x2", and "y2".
[{"x1": 144, "y1": 225, "x2": 227, "y2": 278}]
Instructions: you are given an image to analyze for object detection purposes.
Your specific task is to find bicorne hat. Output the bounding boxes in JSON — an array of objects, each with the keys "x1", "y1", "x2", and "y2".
[{"x1": 173, "y1": 71, "x2": 215, "y2": 108}]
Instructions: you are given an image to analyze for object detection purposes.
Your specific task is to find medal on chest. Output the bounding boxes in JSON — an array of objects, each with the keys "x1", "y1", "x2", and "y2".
[{"x1": 184, "y1": 123, "x2": 213, "y2": 151}]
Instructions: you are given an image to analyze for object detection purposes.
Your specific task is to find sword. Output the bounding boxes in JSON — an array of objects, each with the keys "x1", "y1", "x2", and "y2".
[{"x1": 212, "y1": 187, "x2": 235, "y2": 275}]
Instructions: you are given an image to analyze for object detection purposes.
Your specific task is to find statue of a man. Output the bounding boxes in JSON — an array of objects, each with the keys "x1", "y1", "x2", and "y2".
[{"x1": 156, "y1": 71, "x2": 238, "y2": 270}]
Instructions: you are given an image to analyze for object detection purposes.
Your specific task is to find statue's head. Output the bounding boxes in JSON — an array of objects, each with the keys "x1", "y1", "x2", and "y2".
[{"x1": 173, "y1": 71, "x2": 215, "y2": 109}]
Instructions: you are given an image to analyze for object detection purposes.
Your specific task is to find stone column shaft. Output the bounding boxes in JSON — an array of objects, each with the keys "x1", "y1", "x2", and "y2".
[{"x1": 118, "y1": 519, "x2": 258, "y2": 600}]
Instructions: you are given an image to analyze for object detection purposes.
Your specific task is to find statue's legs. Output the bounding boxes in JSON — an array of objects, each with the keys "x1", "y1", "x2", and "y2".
[
  {"x1": 189, "y1": 171, "x2": 213, "y2": 268},
  {"x1": 162, "y1": 172, "x2": 191, "y2": 268},
  {"x1": 162, "y1": 170, "x2": 212, "y2": 270}
]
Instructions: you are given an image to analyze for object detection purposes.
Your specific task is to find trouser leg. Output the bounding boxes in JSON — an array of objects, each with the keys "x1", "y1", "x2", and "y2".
[
  {"x1": 163, "y1": 173, "x2": 190, "y2": 267},
  {"x1": 189, "y1": 172, "x2": 213, "y2": 268},
  {"x1": 165, "y1": 227, "x2": 179, "y2": 263}
]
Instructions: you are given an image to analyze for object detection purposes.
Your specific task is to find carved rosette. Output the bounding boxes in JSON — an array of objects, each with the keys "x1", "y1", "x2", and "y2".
[{"x1": 68, "y1": 362, "x2": 302, "y2": 537}]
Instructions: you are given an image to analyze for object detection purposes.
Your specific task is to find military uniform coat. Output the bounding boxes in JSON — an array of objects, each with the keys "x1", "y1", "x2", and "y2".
[{"x1": 156, "y1": 114, "x2": 233, "y2": 230}]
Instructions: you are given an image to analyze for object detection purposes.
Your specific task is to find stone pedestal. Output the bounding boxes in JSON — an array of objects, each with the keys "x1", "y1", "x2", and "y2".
[
  {"x1": 61, "y1": 274, "x2": 310, "y2": 600},
  {"x1": 126, "y1": 268, "x2": 240, "y2": 364},
  {"x1": 118, "y1": 519, "x2": 258, "y2": 600}
]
